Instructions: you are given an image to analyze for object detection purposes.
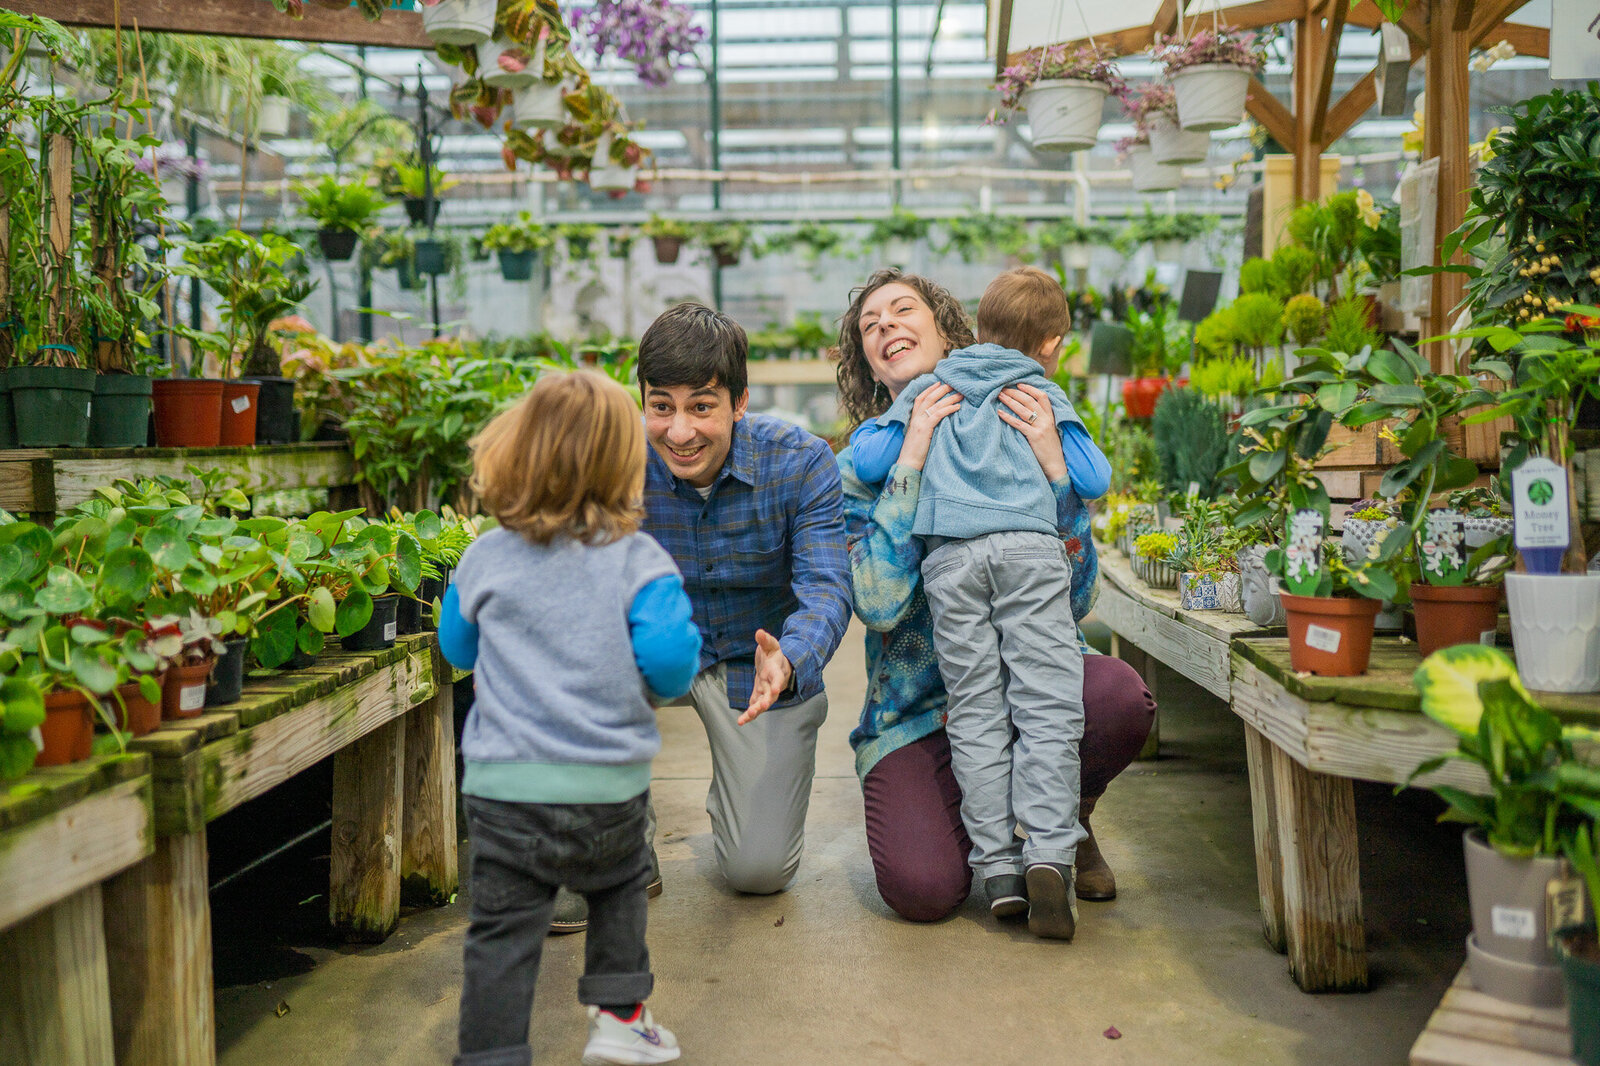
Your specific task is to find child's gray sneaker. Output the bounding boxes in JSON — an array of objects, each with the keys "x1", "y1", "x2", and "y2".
[
  {"x1": 1025, "y1": 862, "x2": 1078, "y2": 941},
  {"x1": 983, "y1": 873, "x2": 1028, "y2": 919},
  {"x1": 582, "y1": 1005, "x2": 680, "y2": 1066}
]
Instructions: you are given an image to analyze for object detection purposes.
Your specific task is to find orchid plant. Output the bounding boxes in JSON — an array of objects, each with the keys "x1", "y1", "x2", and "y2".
[
  {"x1": 989, "y1": 43, "x2": 1126, "y2": 125},
  {"x1": 1154, "y1": 27, "x2": 1267, "y2": 77}
]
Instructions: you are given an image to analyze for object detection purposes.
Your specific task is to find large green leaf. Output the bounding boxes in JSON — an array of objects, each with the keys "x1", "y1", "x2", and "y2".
[
  {"x1": 0, "y1": 733, "x2": 37, "y2": 780},
  {"x1": 297, "y1": 623, "x2": 326, "y2": 657},
  {"x1": 1, "y1": 677, "x2": 45, "y2": 734},
  {"x1": 101, "y1": 546, "x2": 154, "y2": 601},
  {"x1": 308, "y1": 587, "x2": 337, "y2": 632},
  {"x1": 250, "y1": 608, "x2": 297, "y2": 670},
  {"x1": 394, "y1": 533, "x2": 422, "y2": 592},
  {"x1": 36, "y1": 567, "x2": 92, "y2": 614},
  {"x1": 335, "y1": 587, "x2": 373, "y2": 638},
  {"x1": 143, "y1": 525, "x2": 195, "y2": 571},
  {"x1": 1248, "y1": 449, "x2": 1286, "y2": 483},
  {"x1": 69, "y1": 647, "x2": 118, "y2": 695},
  {"x1": 1366, "y1": 348, "x2": 1415, "y2": 385}
]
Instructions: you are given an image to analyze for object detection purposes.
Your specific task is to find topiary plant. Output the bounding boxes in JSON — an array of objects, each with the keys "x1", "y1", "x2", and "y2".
[
  {"x1": 1323, "y1": 293, "x2": 1381, "y2": 353},
  {"x1": 1283, "y1": 293, "x2": 1325, "y2": 347},
  {"x1": 1230, "y1": 292, "x2": 1286, "y2": 363},
  {"x1": 1272, "y1": 244, "x2": 1318, "y2": 297},
  {"x1": 1238, "y1": 257, "x2": 1281, "y2": 297}
]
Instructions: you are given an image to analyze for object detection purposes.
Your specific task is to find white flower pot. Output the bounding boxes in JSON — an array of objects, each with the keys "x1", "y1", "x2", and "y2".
[
  {"x1": 1061, "y1": 243, "x2": 1092, "y2": 270},
  {"x1": 1170, "y1": 62, "x2": 1253, "y2": 132},
  {"x1": 257, "y1": 95, "x2": 291, "y2": 137},
  {"x1": 476, "y1": 37, "x2": 539, "y2": 90},
  {"x1": 1148, "y1": 114, "x2": 1211, "y2": 165},
  {"x1": 1128, "y1": 145, "x2": 1181, "y2": 192},
  {"x1": 421, "y1": 0, "x2": 499, "y2": 46},
  {"x1": 589, "y1": 136, "x2": 633, "y2": 192},
  {"x1": 1133, "y1": 554, "x2": 1179, "y2": 590},
  {"x1": 511, "y1": 82, "x2": 566, "y2": 131},
  {"x1": 1151, "y1": 239, "x2": 1184, "y2": 262},
  {"x1": 1023, "y1": 79, "x2": 1109, "y2": 153},
  {"x1": 1463, "y1": 516, "x2": 1513, "y2": 550},
  {"x1": 1506, "y1": 572, "x2": 1600, "y2": 693}
]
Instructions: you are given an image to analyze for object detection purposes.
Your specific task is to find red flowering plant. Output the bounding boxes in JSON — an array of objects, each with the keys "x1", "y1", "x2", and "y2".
[
  {"x1": 1123, "y1": 82, "x2": 1178, "y2": 135},
  {"x1": 1154, "y1": 26, "x2": 1267, "y2": 77},
  {"x1": 988, "y1": 43, "x2": 1127, "y2": 125}
]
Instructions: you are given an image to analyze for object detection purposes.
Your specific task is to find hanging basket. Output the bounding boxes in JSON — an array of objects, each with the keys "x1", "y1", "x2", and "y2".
[
  {"x1": 588, "y1": 133, "x2": 634, "y2": 192},
  {"x1": 257, "y1": 95, "x2": 292, "y2": 137},
  {"x1": 498, "y1": 249, "x2": 536, "y2": 281},
  {"x1": 1148, "y1": 114, "x2": 1211, "y2": 165},
  {"x1": 1170, "y1": 63, "x2": 1253, "y2": 133},
  {"x1": 476, "y1": 36, "x2": 540, "y2": 90},
  {"x1": 1022, "y1": 79, "x2": 1109, "y2": 153},
  {"x1": 510, "y1": 81, "x2": 566, "y2": 132},
  {"x1": 1128, "y1": 145, "x2": 1182, "y2": 193},
  {"x1": 421, "y1": 0, "x2": 499, "y2": 46}
]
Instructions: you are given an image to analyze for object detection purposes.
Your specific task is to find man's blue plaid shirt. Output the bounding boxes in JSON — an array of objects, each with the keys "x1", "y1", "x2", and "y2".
[{"x1": 643, "y1": 414, "x2": 852, "y2": 712}]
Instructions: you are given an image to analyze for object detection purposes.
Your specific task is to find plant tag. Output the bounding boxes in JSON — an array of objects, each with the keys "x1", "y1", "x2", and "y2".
[
  {"x1": 1491, "y1": 905, "x2": 1537, "y2": 940},
  {"x1": 85, "y1": 401, "x2": 92, "y2": 419},
  {"x1": 1304, "y1": 624, "x2": 1342, "y2": 653},
  {"x1": 231, "y1": 395, "x2": 251, "y2": 413},
  {"x1": 1284, "y1": 508, "x2": 1326, "y2": 597},
  {"x1": 1420, "y1": 509, "x2": 1467, "y2": 584},
  {"x1": 1512, "y1": 456, "x2": 1570, "y2": 551},
  {"x1": 1549, "y1": 873, "x2": 1589, "y2": 940},
  {"x1": 1186, "y1": 481, "x2": 1200, "y2": 499},
  {"x1": 179, "y1": 683, "x2": 206, "y2": 712},
  {"x1": 383, "y1": 621, "x2": 397, "y2": 641},
  {"x1": 1479, "y1": 630, "x2": 1497, "y2": 646}
]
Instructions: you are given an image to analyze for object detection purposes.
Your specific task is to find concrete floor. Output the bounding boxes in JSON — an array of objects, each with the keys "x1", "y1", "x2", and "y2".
[{"x1": 211, "y1": 618, "x2": 1471, "y2": 1065}]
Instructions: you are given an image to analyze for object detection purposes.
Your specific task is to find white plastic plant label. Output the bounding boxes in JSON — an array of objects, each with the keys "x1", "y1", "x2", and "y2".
[
  {"x1": 231, "y1": 395, "x2": 252, "y2": 413},
  {"x1": 1491, "y1": 905, "x2": 1537, "y2": 940},
  {"x1": 1512, "y1": 456, "x2": 1570, "y2": 550},
  {"x1": 383, "y1": 621, "x2": 397, "y2": 641},
  {"x1": 1303, "y1": 624, "x2": 1342, "y2": 654},
  {"x1": 179, "y1": 683, "x2": 207, "y2": 712},
  {"x1": 1480, "y1": 630, "x2": 1497, "y2": 646}
]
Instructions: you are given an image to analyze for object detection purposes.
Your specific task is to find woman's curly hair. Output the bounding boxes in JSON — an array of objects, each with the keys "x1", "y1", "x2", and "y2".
[{"x1": 834, "y1": 268, "x2": 976, "y2": 427}]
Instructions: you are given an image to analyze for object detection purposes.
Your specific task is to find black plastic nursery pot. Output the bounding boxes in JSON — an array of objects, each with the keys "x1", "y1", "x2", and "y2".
[
  {"x1": 396, "y1": 260, "x2": 424, "y2": 290},
  {"x1": 498, "y1": 249, "x2": 535, "y2": 281},
  {"x1": 0, "y1": 370, "x2": 15, "y2": 449},
  {"x1": 89, "y1": 373, "x2": 153, "y2": 448},
  {"x1": 397, "y1": 570, "x2": 449, "y2": 635},
  {"x1": 244, "y1": 376, "x2": 297, "y2": 444},
  {"x1": 11, "y1": 364, "x2": 95, "y2": 448},
  {"x1": 404, "y1": 197, "x2": 440, "y2": 226},
  {"x1": 205, "y1": 636, "x2": 249, "y2": 707},
  {"x1": 317, "y1": 226, "x2": 359, "y2": 261},
  {"x1": 414, "y1": 239, "x2": 448, "y2": 276},
  {"x1": 285, "y1": 645, "x2": 318, "y2": 671},
  {"x1": 1563, "y1": 940, "x2": 1600, "y2": 1065},
  {"x1": 343, "y1": 594, "x2": 399, "y2": 651}
]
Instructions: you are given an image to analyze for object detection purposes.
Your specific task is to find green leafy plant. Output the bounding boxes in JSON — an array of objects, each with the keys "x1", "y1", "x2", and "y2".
[
  {"x1": 937, "y1": 214, "x2": 1031, "y2": 263},
  {"x1": 641, "y1": 214, "x2": 691, "y2": 241},
  {"x1": 1272, "y1": 244, "x2": 1318, "y2": 298},
  {"x1": 866, "y1": 207, "x2": 931, "y2": 250},
  {"x1": 1230, "y1": 292, "x2": 1286, "y2": 368},
  {"x1": 558, "y1": 222, "x2": 602, "y2": 260},
  {"x1": 1132, "y1": 529, "x2": 1177, "y2": 559},
  {"x1": 481, "y1": 211, "x2": 554, "y2": 255},
  {"x1": 1322, "y1": 294, "x2": 1381, "y2": 355},
  {"x1": 297, "y1": 175, "x2": 391, "y2": 234},
  {"x1": 1151, "y1": 387, "x2": 1233, "y2": 498},
  {"x1": 175, "y1": 230, "x2": 316, "y2": 378},
  {"x1": 384, "y1": 161, "x2": 458, "y2": 201},
  {"x1": 1282, "y1": 293, "x2": 1325, "y2": 347}
]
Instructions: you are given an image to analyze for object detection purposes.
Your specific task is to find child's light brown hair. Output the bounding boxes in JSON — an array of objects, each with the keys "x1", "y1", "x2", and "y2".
[
  {"x1": 470, "y1": 370, "x2": 645, "y2": 545},
  {"x1": 976, "y1": 266, "x2": 1072, "y2": 362}
]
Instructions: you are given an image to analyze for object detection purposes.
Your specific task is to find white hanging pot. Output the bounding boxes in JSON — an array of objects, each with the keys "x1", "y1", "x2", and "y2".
[
  {"x1": 1148, "y1": 113, "x2": 1210, "y2": 165},
  {"x1": 477, "y1": 37, "x2": 539, "y2": 90},
  {"x1": 1151, "y1": 239, "x2": 1184, "y2": 261},
  {"x1": 1022, "y1": 79, "x2": 1109, "y2": 153},
  {"x1": 257, "y1": 95, "x2": 291, "y2": 137},
  {"x1": 1127, "y1": 145, "x2": 1181, "y2": 192},
  {"x1": 1505, "y1": 572, "x2": 1600, "y2": 693},
  {"x1": 588, "y1": 134, "x2": 633, "y2": 192},
  {"x1": 511, "y1": 82, "x2": 566, "y2": 132},
  {"x1": 1170, "y1": 62, "x2": 1253, "y2": 132},
  {"x1": 1061, "y1": 243, "x2": 1092, "y2": 270},
  {"x1": 421, "y1": 0, "x2": 499, "y2": 46}
]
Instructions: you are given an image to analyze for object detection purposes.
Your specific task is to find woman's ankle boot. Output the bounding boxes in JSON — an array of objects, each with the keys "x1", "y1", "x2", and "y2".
[{"x1": 1074, "y1": 795, "x2": 1117, "y2": 901}]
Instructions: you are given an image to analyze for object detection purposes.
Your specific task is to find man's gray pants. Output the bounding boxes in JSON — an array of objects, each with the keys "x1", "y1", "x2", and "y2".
[
  {"x1": 922, "y1": 530, "x2": 1086, "y2": 879},
  {"x1": 686, "y1": 663, "x2": 828, "y2": 894}
]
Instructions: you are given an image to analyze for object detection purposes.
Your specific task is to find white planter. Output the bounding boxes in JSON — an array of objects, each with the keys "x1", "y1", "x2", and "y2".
[
  {"x1": 1506, "y1": 573, "x2": 1600, "y2": 693},
  {"x1": 257, "y1": 95, "x2": 291, "y2": 137},
  {"x1": 1148, "y1": 114, "x2": 1211, "y2": 165},
  {"x1": 1128, "y1": 145, "x2": 1181, "y2": 193},
  {"x1": 589, "y1": 135, "x2": 633, "y2": 192},
  {"x1": 1061, "y1": 243, "x2": 1092, "y2": 270},
  {"x1": 1023, "y1": 79, "x2": 1109, "y2": 153},
  {"x1": 1133, "y1": 554, "x2": 1179, "y2": 590},
  {"x1": 510, "y1": 82, "x2": 566, "y2": 131},
  {"x1": 1463, "y1": 516, "x2": 1514, "y2": 550},
  {"x1": 421, "y1": 0, "x2": 499, "y2": 46},
  {"x1": 476, "y1": 37, "x2": 540, "y2": 90},
  {"x1": 1170, "y1": 62, "x2": 1254, "y2": 132},
  {"x1": 1150, "y1": 239, "x2": 1184, "y2": 262}
]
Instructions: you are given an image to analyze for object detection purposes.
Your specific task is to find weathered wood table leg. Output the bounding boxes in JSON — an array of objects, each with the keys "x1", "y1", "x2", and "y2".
[
  {"x1": 403, "y1": 648, "x2": 459, "y2": 905},
  {"x1": 0, "y1": 885, "x2": 115, "y2": 1065},
  {"x1": 1270, "y1": 744, "x2": 1369, "y2": 992},
  {"x1": 330, "y1": 715, "x2": 405, "y2": 941},
  {"x1": 102, "y1": 830, "x2": 216, "y2": 1066},
  {"x1": 1242, "y1": 726, "x2": 1287, "y2": 953}
]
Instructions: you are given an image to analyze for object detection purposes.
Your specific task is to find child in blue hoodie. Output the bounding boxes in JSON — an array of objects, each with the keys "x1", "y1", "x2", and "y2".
[
  {"x1": 439, "y1": 370, "x2": 700, "y2": 1066},
  {"x1": 849, "y1": 266, "x2": 1110, "y2": 941}
]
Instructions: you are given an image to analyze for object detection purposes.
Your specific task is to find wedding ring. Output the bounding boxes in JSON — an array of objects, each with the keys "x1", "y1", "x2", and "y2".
[{"x1": 1027, "y1": 411, "x2": 1037, "y2": 423}]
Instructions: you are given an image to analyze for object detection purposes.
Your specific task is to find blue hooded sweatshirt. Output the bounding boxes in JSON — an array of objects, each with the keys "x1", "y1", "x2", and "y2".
[{"x1": 877, "y1": 342, "x2": 1092, "y2": 540}]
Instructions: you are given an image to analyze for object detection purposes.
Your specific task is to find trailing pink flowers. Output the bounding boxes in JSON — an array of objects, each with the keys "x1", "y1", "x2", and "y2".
[
  {"x1": 1154, "y1": 27, "x2": 1267, "y2": 76},
  {"x1": 988, "y1": 42, "x2": 1125, "y2": 125},
  {"x1": 569, "y1": 0, "x2": 705, "y2": 86}
]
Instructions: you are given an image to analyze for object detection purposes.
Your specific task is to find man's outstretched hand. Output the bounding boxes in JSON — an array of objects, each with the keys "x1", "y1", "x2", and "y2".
[{"x1": 740, "y1": 629, "x2": 793, "y2": 725}]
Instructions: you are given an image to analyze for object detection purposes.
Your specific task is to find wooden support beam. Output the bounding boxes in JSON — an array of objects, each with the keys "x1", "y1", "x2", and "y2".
[
  {"x1": 1293, "y1": 12, "x2": 1330, "y2": 202},
  {"x1": 1324, "y1": 69, "x2": 1376, "y2": 144},
  {"x1": 994, "y1": 0, "x2": 1014, "y2": 76},
  {"x1": 330, "y1": 716, "x2": 405, "y2": 942},
  {"x1": 1484, "y1": 21, "x2": 1548, "y2": 58},
  {"x1": 401, "y1": 650, "x2": 459, "y2": 906},
  {"x1": 0, "y1": 887, "x2": 115, "y2": 1066},
  {"x1": 1453, "y1": 0, "x2": 1477, "y2": 31},
  {"x1": 1247, "y1": 78, "x2": 1297, "y2": 151},
  {"x1": 1243, "y1": 727, "x2": 1287, "y2": 954},
  {"x1": 3, "y1": 0, "x2": 430, "y2": 48},
  {"x1": 1308, "y1": 0, "x2": 1351, "y2": 145},
  {"x1": 1149, "y1": 0, "x2": 1180, "y2": 40},
  {"x1": 1425, "y1": 0, "x2": 1473, "y2": 372},
  {"x1": 1008, "y1": 0, "x2": 1305, "y2": 60},
  {"x1": 1468, "y1": 0, "x2": 1531, "y2": 42}
]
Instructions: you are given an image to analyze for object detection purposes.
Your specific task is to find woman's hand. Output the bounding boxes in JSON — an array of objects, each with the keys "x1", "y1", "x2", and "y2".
[
  {"x1": 998, "y1": 383, "x2": 1067, "y2": 481},
  {"x1": 896, "y1": 383, "x2": 963, "y2": 471}
]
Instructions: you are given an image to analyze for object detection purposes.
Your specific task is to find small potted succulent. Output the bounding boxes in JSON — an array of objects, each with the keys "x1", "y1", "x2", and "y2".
[
  {"x1": 1125, "y1": 81, "x2": 1209, "y2": 166},
  {"x1": 1154, "y1": 26, "x2": 1267, "y2": 133},
  {"x1": 1168, "y1": 503, "x2": 1242, "y2": 611},
  {"x1": 990, "y1": 43, "x2": 1125, "y2": 153},
  {"x1": 1131, "y1": 529, "x2": 1180, "y2": 590}
]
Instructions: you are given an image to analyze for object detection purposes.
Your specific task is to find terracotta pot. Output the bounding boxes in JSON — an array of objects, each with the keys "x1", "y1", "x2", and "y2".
[
  {"x1": 112, "y1": 673, "x2": 166, "y2": 737},
  {"x1": 38, "y1": 689, "x2": 94, "y2": 766},
  {"x1": 1280, "y1": 592, "x2": 1382, "y2": 676},
  {"x1": 1409, "y1": 582, "x2": 1502, "y2": 659},
  {"x1": 219, "y1": 381, "x2": 260, "y2": 446},
  {"x1": 152, "y1": 379, "x2": 224, "y2": 447},
  {"x1": 162, "y1": 659, "x2": 214, "y2": 720},
  {"x1": 651, "y1": 236, "x2": 683, "y2": 264},
  {"x1": 1121, "y1": 376, "x2": 1169, "y2": 419}
]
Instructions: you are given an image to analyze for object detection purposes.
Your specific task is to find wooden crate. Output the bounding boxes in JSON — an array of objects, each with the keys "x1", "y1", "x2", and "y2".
[{"x1": 1410, "y1": 964, "x2": 1575, "y2": 1065}]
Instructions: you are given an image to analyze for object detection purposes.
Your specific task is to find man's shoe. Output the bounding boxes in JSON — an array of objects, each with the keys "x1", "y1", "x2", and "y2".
[
  {"x1": 1025, "y1": 862, "x2": 1078, "y2": 941},
  {"x1": 549, "y1": 850, "x2": 664, "y2": 936},
  {"x1": 1074, "y1": 795, "x2": 1117, "y2": 901},
  {"x1": 582, "y1": 1004, "x2": 680, "y2": 1066},
  {"x1": 983, "y1": 873, "x2": 1028, "y2": 919}
]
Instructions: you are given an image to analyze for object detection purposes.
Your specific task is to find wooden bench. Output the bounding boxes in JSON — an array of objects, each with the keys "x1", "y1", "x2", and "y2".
[
  {"x1": 0, "y1": 752, "x2": 154, "y2": 1065},
  {"x1": 1410, "y1": 964, "x2": 1576, "y2": 1065},
  {"x1": 102, "y1": 633, "x2": 458, "y2": 1066}
]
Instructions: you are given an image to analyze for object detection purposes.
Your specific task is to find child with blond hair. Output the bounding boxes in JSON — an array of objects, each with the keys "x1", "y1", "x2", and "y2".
[{"x1": 440, "y1": 370, "x2": 700, "y2": 1066}]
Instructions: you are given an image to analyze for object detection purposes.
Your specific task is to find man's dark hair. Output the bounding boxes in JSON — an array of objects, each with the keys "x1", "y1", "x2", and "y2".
[{"x1": 637, "y1": 302, "x2": 748, "y2": 399}]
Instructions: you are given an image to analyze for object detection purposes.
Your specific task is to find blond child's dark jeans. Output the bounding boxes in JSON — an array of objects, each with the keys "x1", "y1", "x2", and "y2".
[{"x1": 456, "y1": 792, "x2": 654, "y2": 1066}]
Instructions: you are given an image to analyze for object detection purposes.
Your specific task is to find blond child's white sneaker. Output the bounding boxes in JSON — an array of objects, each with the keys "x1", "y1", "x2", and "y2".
[{"x1": 582, "y1": 1005, "x2": 680, "y2": 1066}]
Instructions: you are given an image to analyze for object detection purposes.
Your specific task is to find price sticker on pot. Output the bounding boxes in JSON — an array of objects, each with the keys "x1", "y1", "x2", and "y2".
[
  {"x1": 1303, "y1": 624, "x2": 1342, "y2": 654},
  {"x1": 383, "y1": 621, "x2": 397, "y2": 642},
  {"x1": 1512, "y1": 456, "x2": 1570, "y2": 551},
  {"x1": 1491, "y1": 905, "x2": 1537, "y2": 940},
  {"x1": 231, "y1": 395, "x2": 251, "y2": 414},
  {"x1": 179, "y1": 683, "x2": 206, "y2": 713}
]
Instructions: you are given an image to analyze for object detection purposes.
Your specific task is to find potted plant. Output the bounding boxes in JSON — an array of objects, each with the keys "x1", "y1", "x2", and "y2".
[
  {"x1": 990, "y1": 43, "x2": 1124, "y2": 153},
  {"x1": 1154, "y1": 25, "x2": 1267, "y2": 133},
  {"x1": 476, "y1": 33, "x2": 541, "y2": 90},
  {"x1": 935, "y1": 214, "x2": 1031, "y2": 265},
  {"x1": 1229, "y1": 292, "x2": 1287, "y2": 377},
  {"x1": 558, "y1": 222, "x2": 602, "y2": 264},
  {"x1": 1408, "y1": 645, "x2": 1597, "y2": 1007},
  {"x1": 298, "y1": 175, "x2": 389, "y2": 261},
  {"x1": 1120, "y1": 304, "x2": 1180, "y2": 419},
  {"x1": 421, "y1": 0, "x2": 500, "y2": 46},
  {"x1": 1168, "y1": 504, "x2": 1242, "y2": 611},
  {"x1": 386, "y1": 161, "x2": 457, "y2": 226},
  {"x1": 1038, "y1": 219, "x2": 1114, "y2": 272},
  {"x1": 1131, "y1": 529, "x2": 1180, "y2": 590},
  {"x1": 1126, "y1": 81, "x2": 1209, "y2": 166},
  {"x1": 642, "y1": 213, "x2": 691, "y2": 264},
  {"x1": 700, "y1": 220, "x2": 751, "y2": 267},
  {"x1": 481, "y1": 211, "x2": 553, "y2": 281},
  {"x1": 572, "y1": 0, "x2": 706, "y2": 86},
  {"x1": 1119, "y1": 133, "x2": 1181, "y2": 194}
]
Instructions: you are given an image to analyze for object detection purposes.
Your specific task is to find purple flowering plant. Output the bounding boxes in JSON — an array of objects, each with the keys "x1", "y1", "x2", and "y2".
[
  {"x1": 1123, "y1": 82, "x2": 1178, "y2": 134},
  {"x1": 570, "y1": 0, "x2": 705, "y2": 87},
  {"x1": 1154, "y1": 27, "x2": 1266, "y2": 77},
  {"x1": 989, "y1": 43, "x2": 1126, "y2": 125}
]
